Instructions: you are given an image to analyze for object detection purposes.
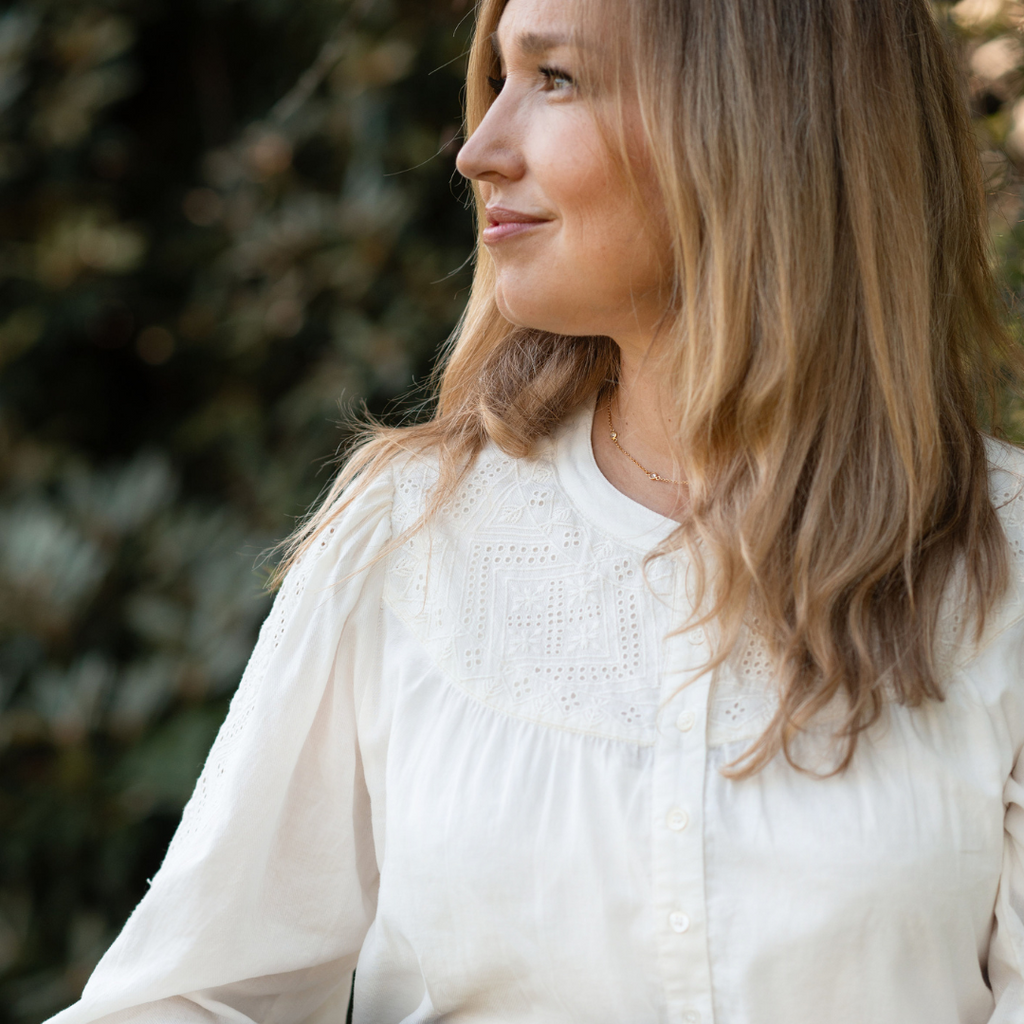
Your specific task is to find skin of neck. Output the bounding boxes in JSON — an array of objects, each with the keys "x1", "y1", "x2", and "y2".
[{"x1": 590, "y1": 339, "x2": 688, "y2": 522}]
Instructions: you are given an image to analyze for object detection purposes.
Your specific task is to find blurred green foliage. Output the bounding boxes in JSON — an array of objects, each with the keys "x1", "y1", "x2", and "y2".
[
  {"x1": 2, "y1": 0, "x2": 1024, "y2": 1020},
  {"x1": 952, "y1": 0, "x2": 1024, "y2": 435},
  {"x1": 0, "y1": 0, "x2": 473, "y2": 1017}
]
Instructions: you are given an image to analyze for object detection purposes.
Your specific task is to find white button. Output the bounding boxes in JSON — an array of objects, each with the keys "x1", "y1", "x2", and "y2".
[
  {"x1": 676, "y1": 710, "x2": 696, "y2": 732},
  {"x1": 688, "y1": 628, "x2": 705, "y2": 645},
  {"x1": 669, "y1": 911, "x2": 690, "y2": 933},
  {"x1": 683, "y1": 1012, "x2": 701, "y2": 1024},
  {"x1": 666, "y1": 808, "x2": 689, "y2": 831}
]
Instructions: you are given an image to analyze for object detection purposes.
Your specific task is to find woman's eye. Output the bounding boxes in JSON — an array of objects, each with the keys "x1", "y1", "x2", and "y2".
[
  {"x1": 539, "y1": 66, "x2": 574, "y2": 91},
  {"x1": 487, "y1": 75, "x2": 505, "y2": 95}
]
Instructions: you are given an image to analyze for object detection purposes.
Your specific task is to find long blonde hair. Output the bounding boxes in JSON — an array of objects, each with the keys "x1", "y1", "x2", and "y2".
[{"x1": 279, "y1": 0, "x2": 1017, "y2": 776}]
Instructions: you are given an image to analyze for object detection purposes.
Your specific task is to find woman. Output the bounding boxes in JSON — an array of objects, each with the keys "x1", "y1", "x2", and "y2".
[{"x1": 48, "y1": 0, "x2": 1024, "y2": 1021}]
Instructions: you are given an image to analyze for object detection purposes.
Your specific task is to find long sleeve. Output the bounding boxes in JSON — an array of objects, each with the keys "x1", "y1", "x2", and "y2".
[
  {"x1": 989, "y1": 744, "x2": 1024, "y2": 1023},
  {"x1": 985, "y1": 444, "x2": 1024, "y2": 1024},
  {"x1": 41, "y1": 419, "x2": 1024, "y2": 1024},
  {"x1": 47, "y1": 470, "x2": 394, "y2": 1024}
]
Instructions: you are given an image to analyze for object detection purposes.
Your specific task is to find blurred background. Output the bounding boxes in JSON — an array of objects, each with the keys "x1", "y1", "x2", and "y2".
[
  {"x1": 0, "y1": 0, "x2": 472, "y2": 1016},
  {"x1": 0, "y1": 0, "x2": 1023, "y2": 1019}
]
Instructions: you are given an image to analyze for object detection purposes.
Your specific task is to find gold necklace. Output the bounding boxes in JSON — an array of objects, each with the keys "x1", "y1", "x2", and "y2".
[{"x1": 606, "y1": 394, "x2": 680, "y2": 485}]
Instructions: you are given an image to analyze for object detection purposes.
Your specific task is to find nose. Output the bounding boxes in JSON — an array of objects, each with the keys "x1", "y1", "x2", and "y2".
[{"x1": 456, "y1": 90, "x2": 526, "y2": 186}]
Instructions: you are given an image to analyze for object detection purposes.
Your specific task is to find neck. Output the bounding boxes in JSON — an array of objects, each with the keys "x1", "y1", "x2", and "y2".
[{"x1": 590, "y1": 348, "x2": 687, "y2": 522}]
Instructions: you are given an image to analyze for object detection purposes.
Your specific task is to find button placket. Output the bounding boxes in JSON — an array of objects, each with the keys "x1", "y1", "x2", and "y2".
[{"x1": 651, "y1": 593, "x2": 716, "y2": 1024}]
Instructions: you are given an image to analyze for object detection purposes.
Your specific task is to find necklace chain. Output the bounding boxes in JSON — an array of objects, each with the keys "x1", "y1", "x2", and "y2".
[{"x1": 606, "y1": 394, "x2": 679, "y2": 486}]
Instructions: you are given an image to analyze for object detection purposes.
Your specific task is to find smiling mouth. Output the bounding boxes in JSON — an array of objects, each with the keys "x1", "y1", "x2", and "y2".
[{"x1": 482, "y1": 207, "x2": 551, "y2": 244}]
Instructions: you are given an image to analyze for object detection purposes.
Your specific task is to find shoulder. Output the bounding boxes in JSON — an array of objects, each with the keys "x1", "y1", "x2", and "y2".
[
  {"x1": 945, "y1": 438, "x2": 1024, "y2": 730},
  {"x1": 281, "y1": 462, "x2": 400, "y2": 602},
  {"x1": 962, "y1": 436, "x2": 1024, "y2": 662},
  {"x1": 389, "y1": 437, "x2": 532, "y2": 538},
  {"x1": 986, "y1": 436, "x2": 1024, "y2": 573},
  {"x1": 986, "y1": 434, "x2": 1024, "y2": 491}
]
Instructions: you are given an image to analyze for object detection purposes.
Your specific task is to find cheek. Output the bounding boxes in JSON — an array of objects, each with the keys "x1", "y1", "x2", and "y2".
[
  {"x1": 537, "y1": 141, "x2": 662, "y2": 291},
  {"x1": 492, "y1": 158, "x2": 620, "y2": 329},
  {"x1": 541, "y1": 139, "x2": 617, "y2": 246},
  {"x1": 490, "y1": 126, "x2": 668, "y2": 334}
]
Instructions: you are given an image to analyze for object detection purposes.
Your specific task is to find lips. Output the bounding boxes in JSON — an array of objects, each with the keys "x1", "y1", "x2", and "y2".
[{"x1": 482, "y1": 205, "x2": 552, "y2": 243}]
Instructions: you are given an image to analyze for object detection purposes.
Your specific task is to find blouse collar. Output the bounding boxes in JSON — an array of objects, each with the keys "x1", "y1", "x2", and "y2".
[{"x1": 549, "y1": 392, "x2": 679, "y2": 551}]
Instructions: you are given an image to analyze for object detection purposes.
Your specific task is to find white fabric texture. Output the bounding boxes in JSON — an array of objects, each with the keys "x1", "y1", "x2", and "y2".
[{"x1": 46, "y1": 395, "x2": 1024, "y2": 1024}]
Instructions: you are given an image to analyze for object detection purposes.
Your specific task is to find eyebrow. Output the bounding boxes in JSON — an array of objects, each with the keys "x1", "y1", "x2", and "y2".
[{"x1": 489, "y1": 31, "x2": 573, "y2": 61}]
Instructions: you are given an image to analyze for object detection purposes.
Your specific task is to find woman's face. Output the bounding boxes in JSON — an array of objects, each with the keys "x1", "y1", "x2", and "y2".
[{"x1": 456, "y1": 0, "x2": 668, "y2": 345}]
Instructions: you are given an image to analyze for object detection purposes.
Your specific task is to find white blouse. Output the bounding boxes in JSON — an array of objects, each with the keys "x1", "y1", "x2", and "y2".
[{"x1": 48, "y1": 396, "x2": 1024, "y2": 1024}]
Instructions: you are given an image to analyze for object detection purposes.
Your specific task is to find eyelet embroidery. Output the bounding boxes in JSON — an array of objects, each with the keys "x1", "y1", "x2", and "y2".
[
  {"x1": 387, "y1": 444, "x2": 805, "y2": 748},
  {"x1": 990, "y1": 439, "x2": 1024, "y2": 587},
  {"x1": 387, "y1": 451, "x2": 665, "y2": 744},
  {"x1": 166, "y1": 547, "x2": 320, "y2": 852},
  {"x1": 171, "y1": 434, "x2": 1024, "y2": 828},
  {"x1": 707, "y1": 628, "x2": 780, "y2": 747}
]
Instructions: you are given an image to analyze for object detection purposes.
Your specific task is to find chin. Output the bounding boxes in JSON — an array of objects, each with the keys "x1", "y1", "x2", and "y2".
[{"x1": 494, "y1": 283, "x2": 579, "y2": 336}]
